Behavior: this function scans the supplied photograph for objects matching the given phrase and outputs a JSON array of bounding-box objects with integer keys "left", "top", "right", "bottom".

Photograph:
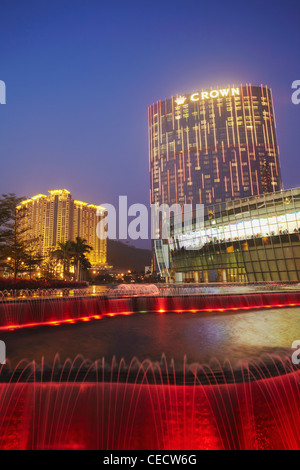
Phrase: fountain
[
  {"left": 0, "top": 283, "right": 299, "bottom": 449},
  {"left": 0, "top": 283, "right": 299, "bottom": 331},
  {"left": 112, "top": 284, "right": 160, "bottom": 297},
  {"left": 0, "top": 354, "right": 299, "bottom": 450}
]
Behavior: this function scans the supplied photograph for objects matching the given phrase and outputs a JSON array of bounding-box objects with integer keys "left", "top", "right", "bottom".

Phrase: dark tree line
[{"left": 0, "top": 193, "right": 41, "bottom": 279}]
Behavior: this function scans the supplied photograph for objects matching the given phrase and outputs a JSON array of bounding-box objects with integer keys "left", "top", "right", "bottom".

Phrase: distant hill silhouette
[{"left": 107, "top": 239, "right": 152, "bottom": 272}]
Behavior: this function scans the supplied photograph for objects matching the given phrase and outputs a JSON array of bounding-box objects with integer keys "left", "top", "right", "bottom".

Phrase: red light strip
[{"left": 0, "top": 302, "right": 299, "bottom": 332}]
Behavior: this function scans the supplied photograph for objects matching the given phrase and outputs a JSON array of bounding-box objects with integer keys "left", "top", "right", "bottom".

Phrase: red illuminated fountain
[
  {"left": 0, "top": 283, "right": 299, "bottom": 331},
  {"left": 0, "top": 283, "right": 300, "bottom": 449},
  {"left": 0, "top": 354, "right": 300, "bottom": 450}
]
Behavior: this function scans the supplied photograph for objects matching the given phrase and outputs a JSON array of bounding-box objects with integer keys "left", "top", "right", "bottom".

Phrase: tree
[
  {"left": 10, "top": 204, "right": 42, "bottom": 279},
  {"left": 53, "top": 240, "right": 74, "bottom": 280},
  {"left": 0, "top": 194, "right": 43, "bottom": 279},
  {"left": 78, "top": 255, "right": 92, "bottom": 280},
  {"left": 0, "top": 194, "right": 23, "bottom": 257},
  {"left": 42, "top": 256, "right": 59, "bottom": 280},
  {"left": 0, "top": 194, "right": 28, "bottom": 279},
  {"left": 23, "top": 237, "right": 44, "bottom": 280},
  {"left": 71, "top": 237, "right": 93, "bottom": 281}
]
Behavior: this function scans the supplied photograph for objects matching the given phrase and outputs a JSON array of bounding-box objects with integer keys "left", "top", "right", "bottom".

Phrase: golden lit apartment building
[{"left": 17, "top": 189, "right": 106, "bottom": 266}]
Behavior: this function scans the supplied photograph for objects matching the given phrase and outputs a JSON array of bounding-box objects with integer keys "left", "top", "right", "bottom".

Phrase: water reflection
[{"left": 2, "top": 307, "right": 300, "bottom": 369}]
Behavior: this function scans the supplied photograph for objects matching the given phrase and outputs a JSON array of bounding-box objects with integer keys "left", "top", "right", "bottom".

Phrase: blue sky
[{"left": 0, "top": 0, "right": 299, "bottom": 246}]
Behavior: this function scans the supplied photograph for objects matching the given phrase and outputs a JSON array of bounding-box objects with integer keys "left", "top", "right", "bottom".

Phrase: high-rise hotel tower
[
  {"left": 17, "top": 189, "right": 106, "bottom": 266},
  {"left": 149, "top": 84, "right": 282, "bottom": 206}
]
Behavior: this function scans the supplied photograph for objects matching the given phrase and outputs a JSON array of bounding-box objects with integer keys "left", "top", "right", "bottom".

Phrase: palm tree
[
  {"left": 71, "top": 237, "right": 93, "bottom": 281},
  {"left": 53, "top": 240, "right": 74, "bottom": 280}
]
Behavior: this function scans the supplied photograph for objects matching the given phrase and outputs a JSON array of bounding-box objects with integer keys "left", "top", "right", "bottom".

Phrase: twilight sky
[{"left": 0, "top": 0, "right": 299, "bottom": 247}]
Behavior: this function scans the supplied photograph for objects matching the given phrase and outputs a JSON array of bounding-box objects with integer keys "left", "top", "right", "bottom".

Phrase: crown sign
[{"left": 175, "top": 95, "right": 186, "bottom": 105}]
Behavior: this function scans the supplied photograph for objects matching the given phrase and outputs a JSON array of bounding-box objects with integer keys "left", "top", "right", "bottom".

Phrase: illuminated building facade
[
  {"left": 73, "top": 200, "right": 106, "bottom": 266},
  {"left": 159, "top": 188, "right": 300, "bottom": 282},
  {"left": 18, "top": 189, "right": 106, "bottom": 266},
  {"left": 149, "top": 84, "right": 282, "bottom": 207}
]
